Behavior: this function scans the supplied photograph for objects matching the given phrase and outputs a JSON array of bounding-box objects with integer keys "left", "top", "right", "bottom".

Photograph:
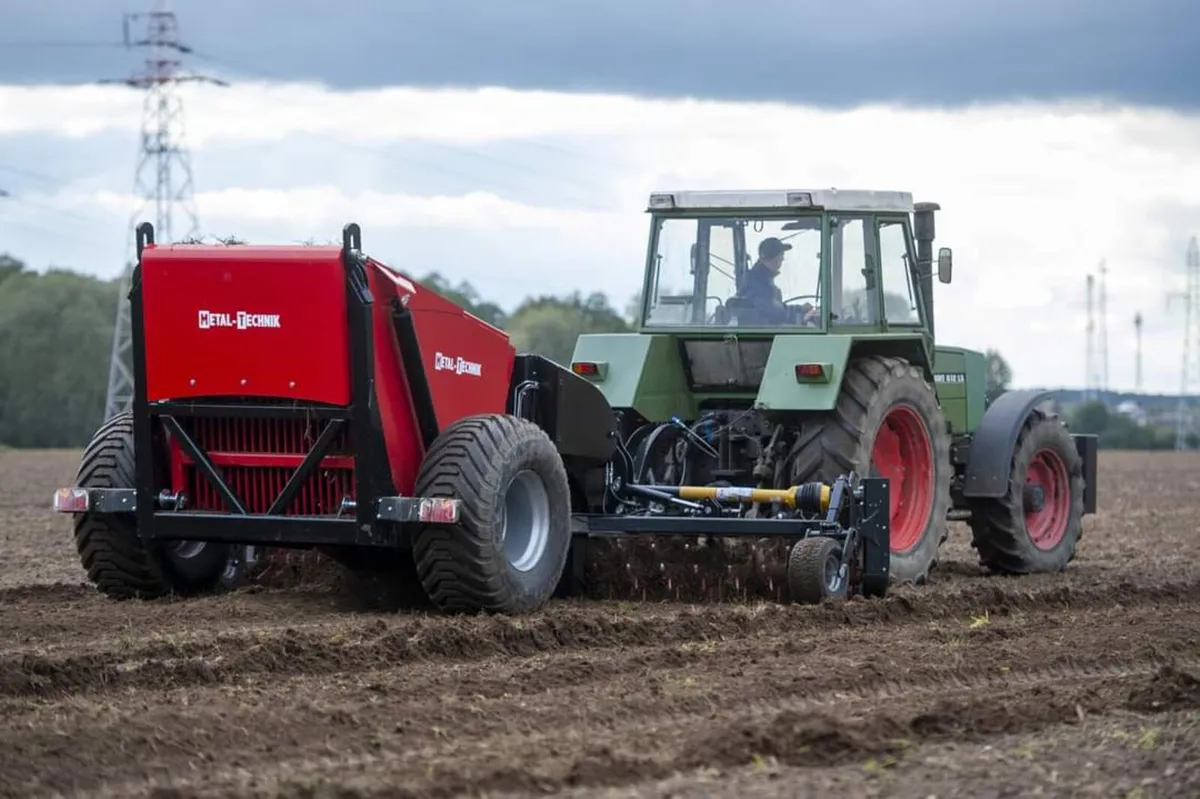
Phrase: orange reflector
[{"left": 795, "top": 363, "right": 825, "bottom": 378}]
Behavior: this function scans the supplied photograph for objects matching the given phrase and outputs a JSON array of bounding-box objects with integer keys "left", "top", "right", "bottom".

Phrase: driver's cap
[{"left": 759, "top": 237, "right": 792, "bottom": 258}]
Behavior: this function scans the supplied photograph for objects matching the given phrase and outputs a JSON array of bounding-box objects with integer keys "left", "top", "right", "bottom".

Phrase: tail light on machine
[
  {"left": 571, "top": 361, "right": 608, "bottom": 380},
  {"left": 794, "top": 363, "right": 831, "bottom": 383}
]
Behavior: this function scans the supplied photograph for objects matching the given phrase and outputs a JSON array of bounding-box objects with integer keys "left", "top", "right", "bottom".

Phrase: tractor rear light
[
  {"left": 418, "top": 497, "right": 460, "bottom": 524},
  {"left": 571, "top": 361, "right": 608, "bottom": 380},
  {"left": 52, "top": 487, "right": 90, "bottom": 513},
  {"left": 794, "top": 363, "right": 831, "bottom": 382}
]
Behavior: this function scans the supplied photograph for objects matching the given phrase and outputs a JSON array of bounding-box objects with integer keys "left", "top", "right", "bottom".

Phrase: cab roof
[{"left": 646, "top": 188, "right": 914, "bottom": 214}]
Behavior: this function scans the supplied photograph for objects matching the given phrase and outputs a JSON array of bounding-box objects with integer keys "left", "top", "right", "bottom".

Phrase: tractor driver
[{"left": 736, "top": 237, "right": 819, "bottom": 326}]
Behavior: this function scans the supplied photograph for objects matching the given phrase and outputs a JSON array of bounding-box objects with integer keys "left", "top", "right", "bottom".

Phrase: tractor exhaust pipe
[{"left": 913, "top": 201, "right": 939, "bottom": 338}]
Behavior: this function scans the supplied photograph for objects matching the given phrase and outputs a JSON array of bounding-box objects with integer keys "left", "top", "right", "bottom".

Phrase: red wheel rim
[
  {"left": 869, "top": 404, "right": 935, "bottom": 553},
  {"left": 1024, "top": 448, "right": 1071, "bottom": 549}
]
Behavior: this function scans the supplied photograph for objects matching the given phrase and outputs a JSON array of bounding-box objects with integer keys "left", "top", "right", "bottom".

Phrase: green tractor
[{"left": 570, "top": 188, "right": 1097, "bottom": 585}]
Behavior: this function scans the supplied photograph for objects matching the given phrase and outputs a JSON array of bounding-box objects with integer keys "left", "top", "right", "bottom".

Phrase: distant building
[{"left": 1116, "top": 400, "right": 1148, "bottom": 426}]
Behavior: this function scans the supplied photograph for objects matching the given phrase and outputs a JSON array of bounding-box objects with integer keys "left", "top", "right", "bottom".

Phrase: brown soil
[{"left": 2, "top": 447, "right": 1200, "bottom": 798}]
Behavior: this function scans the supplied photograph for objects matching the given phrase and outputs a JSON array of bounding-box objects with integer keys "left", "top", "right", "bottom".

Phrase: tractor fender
[{"left": 961, "top": 389, "right": 1055, "bottom": 498}]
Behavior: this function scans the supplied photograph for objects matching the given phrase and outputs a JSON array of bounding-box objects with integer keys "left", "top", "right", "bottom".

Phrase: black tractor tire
[
  {"left": 788, "top": 354, "right": 953, "bottom": 585},
  {"left": 412, "top": 413, "right": 573, "bottom": 615},
  {"left": 787, "top": 536, "right": 849, "bottom": 604},
  {"left": 72, "top": 411, "right": 244, "bottom": 600},
  {"left": 966, "top": 411, "right": 1085, "bottom": 574}
]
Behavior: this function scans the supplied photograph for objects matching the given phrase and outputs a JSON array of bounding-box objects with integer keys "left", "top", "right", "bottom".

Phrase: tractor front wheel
[
  {"left": 788, "top": 354, "right": 952, "bottom": 585},
  {"left": 966, "top": 412, "right": 1085, "bottom": 573},
  {"left": 72, "top": 412, "right": 245, "bottom": 600},
  {"left": 412, "top": 413, "right": 573, "bottom": 615}
]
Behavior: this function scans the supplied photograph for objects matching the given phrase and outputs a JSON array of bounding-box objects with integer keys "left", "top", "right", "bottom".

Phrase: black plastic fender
[
  {"left": 507, "top": 354, "right": 618, "bottom": 467},
  {"left": 961, "top": 389, "right": 1055, "bottom": 498}
]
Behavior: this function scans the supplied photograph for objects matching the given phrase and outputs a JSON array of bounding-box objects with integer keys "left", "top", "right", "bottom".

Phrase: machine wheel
[
  {"left": 72, "top": 412, "right": 243, "bottom": 600},
  {"left": 788, "top": 354, "right": 952, "bottom": 585},
  {"left": 412, "top": 413, "right": 572, "bottom": 614},
  {"left": 787, "top": 537, "right": 848, "bottom": 604},
  {"left": 966, "top": 412, "right": 1085, "bottom": 573}
]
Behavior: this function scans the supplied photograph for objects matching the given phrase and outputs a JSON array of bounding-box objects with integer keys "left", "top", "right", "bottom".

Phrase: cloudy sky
[{"left": 2, "top": 0, "right": 1198, "bottom": 394}]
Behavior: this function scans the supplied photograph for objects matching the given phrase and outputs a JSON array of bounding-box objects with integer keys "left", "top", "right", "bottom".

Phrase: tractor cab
[{"left": 638, "top": 189, "right": 953, "bottom": 337}]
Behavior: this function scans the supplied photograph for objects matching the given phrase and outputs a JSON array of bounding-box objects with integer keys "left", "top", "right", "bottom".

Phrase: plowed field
[{"left": 2, "top": 448, "right": 1199, "bottom": 798}]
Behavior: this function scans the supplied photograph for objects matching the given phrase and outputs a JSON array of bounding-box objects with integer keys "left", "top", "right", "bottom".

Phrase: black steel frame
[
  {"left": 571, "top": 474, "right": 891, "bottom": 597},
  {"left": 126, "top": 222, "right": 420, "bottom": 549}
]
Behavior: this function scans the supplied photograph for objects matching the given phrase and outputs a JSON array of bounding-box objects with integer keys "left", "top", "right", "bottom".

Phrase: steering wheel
[{"left": 779, "top": 294, "right": 821, "bottom": 327}]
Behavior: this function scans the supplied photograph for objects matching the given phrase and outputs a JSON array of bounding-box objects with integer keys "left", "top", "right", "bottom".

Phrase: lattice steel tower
[
  {"left": 1085, "top": 274, "right": 1098, "bottom": 401},
  {"left": 1098, "top": 260, "right": 1109, "bottom": 393},
  {"left": 1171, "top": 237, "right": 1200, "bottom": 450},
  {"left": 103, "top": 2, "right": 227, "bottom": 419},
  {"left": 1134, "top": 312, "right": 1144, "bottom": 392}
]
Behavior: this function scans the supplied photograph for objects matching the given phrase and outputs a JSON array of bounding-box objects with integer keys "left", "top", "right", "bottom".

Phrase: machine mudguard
[
  {"left": 570, "top": 333, "right": 696, "bottom": 422},
  {"left": 959, "top": 389, "right": 1101, "bottom": 508},
  {"left": 508, "top": 354, "right": 618, "bottom": 468},
  {"left": 751, "top": 334, "right": 854, "bottom": 412},
  {"left": 961, "top": 389, "right": 1052, "bottom": 498}
]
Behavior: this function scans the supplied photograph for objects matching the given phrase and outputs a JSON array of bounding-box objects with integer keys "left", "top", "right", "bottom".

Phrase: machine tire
[
  {"left": 787, "top": 536, "right": 848, "bottom": 604},
  {"left": 72, "top": 412, "right": 241, "bottom": 600},
  {"left": 788, "top": 354, "right": 952, "bottom": 585},
  {"left": 412, "top": 413, "right": 572, "bottom": 615},
  {"left": 966, "top": 411, "right": 1085, "bottom": 574}
]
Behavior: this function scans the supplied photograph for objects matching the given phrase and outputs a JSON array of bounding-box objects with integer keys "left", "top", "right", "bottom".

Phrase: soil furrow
[
  {"left": 4, "top": 575, "right": 1199, "bottom": 700},
  {"left": 6, "top": 602, "right": 1197, "bottom": 797},
  {"left": 3, "top": 449, "right": 1199, "bottom": 798},
  {"left": 79, "top": 659, "right": 1200, "bottom": 799}
]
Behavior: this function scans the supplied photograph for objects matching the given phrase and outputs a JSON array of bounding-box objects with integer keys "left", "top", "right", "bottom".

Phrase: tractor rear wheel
[
  {"left": 72, "top": 412, "right": 245, "bottom": 600},
  {"left": 788, "top": 354, "right": 952, "bottom": 585},
  {"left": 412, "top": 413, "right": 572, "bottom": 614},
  {"left": 966, "top": 411, "right": 1085, "bottom": 573}
]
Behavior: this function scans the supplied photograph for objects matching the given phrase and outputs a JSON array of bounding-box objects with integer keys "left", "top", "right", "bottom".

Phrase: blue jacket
[{"left": 738, "top": 261, "right": 787, "bottom": 324}]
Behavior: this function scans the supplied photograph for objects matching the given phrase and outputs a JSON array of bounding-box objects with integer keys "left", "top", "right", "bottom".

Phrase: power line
[
  {"left": 0, "top": 40, "right": 123, "bottom": 48},
  {"left": 103, "top": 2, "right": 226, "bottom": 420},
  {"left": 4, "top": 36, "right": 634, "bottom": 211},
  {"left": 183, "top": 49, "right": 634, "bottom": 204}
]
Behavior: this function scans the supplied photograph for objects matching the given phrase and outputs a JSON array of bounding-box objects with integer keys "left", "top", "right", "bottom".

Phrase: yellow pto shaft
[{"left": 670, "top": 483, "right": 832, "bottom": 512}]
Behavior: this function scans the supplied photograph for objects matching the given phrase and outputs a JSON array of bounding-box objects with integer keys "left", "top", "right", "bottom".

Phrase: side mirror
[{"left": 937, "top": 247, "right": 953, "bottom": 284}]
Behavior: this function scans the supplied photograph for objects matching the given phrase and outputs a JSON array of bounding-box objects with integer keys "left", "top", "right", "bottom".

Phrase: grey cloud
[
  {"left": 0, "top": 0, "right": 1196, "bottom": 109},
  {"left": 0, "top": 128, "right": 649, "bottom": 308}
]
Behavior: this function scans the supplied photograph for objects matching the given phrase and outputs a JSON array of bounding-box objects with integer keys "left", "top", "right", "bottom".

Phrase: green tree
[
  {"left": 417, "top": 271, "right": 507, "bottom": 329},
  {"left": 624, "top": 291, "right": 643, "bottom": 327},
  {"left": 506, "top": 292, "right": 631, "bottom": 366},
  {"left": 985, "top": 349, "right": 1012, "bottom": 403},
  {"left": 1066, "top": 400, "right": 1174, "bottom": 450},
  {"left": 1068, "top": 400, "right": 1110, "bottom": 435},
  {"left": 0, "top": 254, "right": 25, "bottom": 286},
  {"left": 0, "top": 261, "right": 120, "bottom": 447}
]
